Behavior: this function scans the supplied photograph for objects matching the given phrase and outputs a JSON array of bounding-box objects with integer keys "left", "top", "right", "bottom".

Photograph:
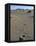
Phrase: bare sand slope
[{"left": 10, "top": 11, "right": 34, "bottom": 41}]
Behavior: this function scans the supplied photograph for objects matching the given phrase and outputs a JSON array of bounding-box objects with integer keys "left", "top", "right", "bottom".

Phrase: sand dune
[{"left": 10, "top": 10, "right": 34, "bottom": 41}]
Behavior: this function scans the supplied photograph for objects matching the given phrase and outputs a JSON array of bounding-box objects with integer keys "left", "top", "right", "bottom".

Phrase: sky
[{"left": 10, "top": 5, "right": 34, "bottom": 10}]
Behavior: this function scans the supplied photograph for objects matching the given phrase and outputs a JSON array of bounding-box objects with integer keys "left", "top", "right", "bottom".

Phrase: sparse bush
[{"left": 27, "top": 10, "right": 31, "bottom": 13}]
